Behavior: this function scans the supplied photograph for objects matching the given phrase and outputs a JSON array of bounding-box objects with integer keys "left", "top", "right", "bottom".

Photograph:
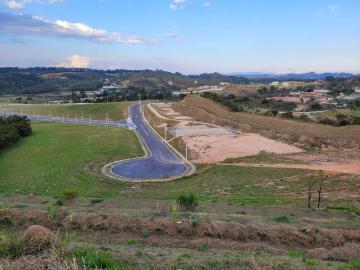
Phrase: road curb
[{"left": 102, "top": 103, "right": 196, "bottom": 182}]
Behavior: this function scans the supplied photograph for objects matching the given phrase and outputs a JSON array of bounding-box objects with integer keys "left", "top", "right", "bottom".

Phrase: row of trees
[{"left": 0, "top": 115, "right": 32, "bottom": 150}]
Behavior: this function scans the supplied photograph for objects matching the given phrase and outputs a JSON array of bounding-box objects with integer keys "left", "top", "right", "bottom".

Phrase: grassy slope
[
  {"left": 0, "top": 120, "right": 309, "bottom": 204},
  {"left": 1, "top": 121, "right": 357, "bottom": 206},
  {"left": 0, "top": 121, "right": 143, "bottom": 197},
  {"left": 0, "top": 102, "right": 133, "bottom": 121}
]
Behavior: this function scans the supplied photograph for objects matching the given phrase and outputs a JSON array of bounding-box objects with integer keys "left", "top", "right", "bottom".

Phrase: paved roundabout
[
  {"left": 103, "top": 104, "right": 194, "bottom": 181},
  {"left": 1, "top": 104, "right": 194, "bottom": 181}
]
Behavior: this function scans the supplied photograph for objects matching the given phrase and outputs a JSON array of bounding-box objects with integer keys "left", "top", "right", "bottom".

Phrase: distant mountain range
[{"left": 231, "top": 72, "right": 357, "bottom": 81}]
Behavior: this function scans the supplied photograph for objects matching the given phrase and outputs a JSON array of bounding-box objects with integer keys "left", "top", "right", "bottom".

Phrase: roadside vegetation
[{"left": 0, "top": 115, "right": 32, "bottom": 150}]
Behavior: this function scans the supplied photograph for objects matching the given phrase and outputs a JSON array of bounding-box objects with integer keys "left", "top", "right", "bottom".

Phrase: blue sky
[{"left": 0, "top": 0, "right": 359, "bottom": 74}]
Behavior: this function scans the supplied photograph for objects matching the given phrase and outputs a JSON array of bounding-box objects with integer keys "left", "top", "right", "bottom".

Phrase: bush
[
  {"left": 63, "top": 188, "right": 78, "bottom": 202},
  {"left": 176, "top": 193, "right": 199, "bottom": 211},
  {"left": 273, "top": 215, "right": 290, "bottom": 223},
  {"left": 90, "top": 198, "right": 103, "bottom": 205},
  {"left": 0, "top": 115, "right": 32, "bottom": 150},
  {"left": 46, "top": 203, "right": 58, "bottom": 219},
  {"left": 280, "top": 111, "right": 293, "bottom": 119},
  {"left": 126, "top": 239, "right": 138, "bottom": 245},
  {"left": 72, "top": 247, "right": 117, "bottom": 269},
  {"left": 0, "top": 232, "right": 24, "bottom": 259},
  {"left": 327, "top": 205, "right": 360, "bottom": 215},
  {"left": 142, "top": 229, "right": 150, "bottom": 238}
]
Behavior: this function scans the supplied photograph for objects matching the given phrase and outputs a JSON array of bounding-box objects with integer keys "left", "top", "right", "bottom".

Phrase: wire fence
[{"left": 0, "top": 109, "right": 136, "bottom": 130}]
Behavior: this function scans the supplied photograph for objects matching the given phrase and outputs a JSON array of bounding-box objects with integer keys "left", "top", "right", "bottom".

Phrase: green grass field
[
  {"left": 0, "top": 121, "right": 143, "bottom": 197},
  {"left": 0, "top": 102, "right": 133, "bottom": 121},
  {"left": 0, "top": 118, "right": 358, "bottom": 208},
  {"left": 0, "top": 120, "right": 309, "bottom": 204}
]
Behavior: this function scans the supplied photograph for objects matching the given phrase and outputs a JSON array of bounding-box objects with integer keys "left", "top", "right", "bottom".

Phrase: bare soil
[{"left": 186, "top": 134, "right": 303, "bottom": 163}]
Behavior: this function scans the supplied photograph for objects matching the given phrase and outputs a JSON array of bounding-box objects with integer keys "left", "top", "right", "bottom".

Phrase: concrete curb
[{"left": 102, "top": 104, "right": 196, "bottom": 182}]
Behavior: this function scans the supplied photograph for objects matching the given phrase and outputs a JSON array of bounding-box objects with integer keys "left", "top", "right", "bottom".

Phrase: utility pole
[
  {"left": 185, "top": 143, "right": 188, "bottom": 161},
  {"left": 90, "top": 114, "right": 92, "bottom": 125}
]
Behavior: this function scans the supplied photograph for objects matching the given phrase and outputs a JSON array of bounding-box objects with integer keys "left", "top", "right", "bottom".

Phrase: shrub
[
  {"left": 63, "top": 188, "right": 78, "bottom": 202},
  {"left": 345, "top": 260, "right": 360, "bottom": 269},
  {"left": 0, "top": 232, "right": 24, "bottom": 259},
  {"left": 273, "top": 215, "right": 290, "bottom": 223},
  {"left": 176, "top": 193, "right": 199, "bottom": 211},
  {"left": 46, "top": 203, "right": 58, "bottom": 219},
  {"left": 288, "top": 250, "right": 302, "bottom": 258},
  {"left": 126, "top": 239, "right": 138, "bottom": 245},
  {"left": 90, "top": 198, "right": 103, "bottom": 205},
  {"left": 327, "top": 205, "right": 360, "bottom": 215},
  {"left": 142, "top": 229, "right": 150, "bottom": 238},
  {"left": 189, "top": 215, "right": 201, "bottom": 227},
  {"left": 0, "top": 115, "right": 32, "bottom": 150},
  {"left": 72, "top": 247, "right": 117, "bottom": 269}
]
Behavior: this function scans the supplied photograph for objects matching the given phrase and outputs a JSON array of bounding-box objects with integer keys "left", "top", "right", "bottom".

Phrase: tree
[
  {"left": 317, "top": 172, "right": 326, "bottom": 209},
  {"left": 0, "top": 115, "right": 32, "bottom": 150}
]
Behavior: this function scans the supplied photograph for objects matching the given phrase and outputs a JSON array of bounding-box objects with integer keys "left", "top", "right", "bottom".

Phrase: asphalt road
[
  {"left": 111, "top": 104, "right": 188, "bottom": 180},
  {"left": 1, "top": 105, "right": 189, "bottom": 180}
]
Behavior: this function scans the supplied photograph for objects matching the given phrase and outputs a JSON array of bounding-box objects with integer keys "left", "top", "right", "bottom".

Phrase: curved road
[
  {"left": 1, "top": 104, "right": 191, "bottom": 181},
  {"left": 109, "top": 104, "right": 189, "bottom": 181}
]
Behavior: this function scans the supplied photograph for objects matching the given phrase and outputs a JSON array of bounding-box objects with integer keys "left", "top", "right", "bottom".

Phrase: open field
[
  {"left": 1, "top": 109, "right": 360, "bottom": 269},
  {"left": 0, "top": 102, "right": 133, "bottom": 121},
  {"left": 172, "top": 95, "right": 360, "bottom": 149},
  {"left": 0, "top": 121, "right": 143, "bottom": 197},
  {"left": 1, "top": 122, "right": 360, "bottom": 208}
]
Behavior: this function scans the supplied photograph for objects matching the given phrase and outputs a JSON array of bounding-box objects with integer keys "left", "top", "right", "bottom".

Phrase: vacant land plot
[
  {"left": 0, "top": 102, "right": 133, "bottom": 121},
  {"left": 0, "top": 118, "right": 359, "bottom": 231},
  {"left": 173, "top": 95, "right": 360, "bottom": 148}
]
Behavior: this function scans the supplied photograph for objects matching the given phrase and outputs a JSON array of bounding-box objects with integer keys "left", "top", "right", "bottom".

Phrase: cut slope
[{"left": 173, "top": 95, "right": 360, "bottom": 149}]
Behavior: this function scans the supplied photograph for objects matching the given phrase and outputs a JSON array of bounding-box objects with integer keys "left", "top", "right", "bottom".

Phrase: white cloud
[
  {"left": 5, "top": 0, "right": 24, "bottom": 8},
  {"left": 0, "top": 12, "right": 159, "bottom": 44},
  {"left": 3, "top": 0, "right": 63, "bottom": 9},
  {"left": 328, "top": 4, "right": 338, "bottom": 12},
  {"left": 58, "top": 54, "right": 91, "bottom": 68},
  {"left": 169, "top": 0, "right": 188, "bottom": 10}
]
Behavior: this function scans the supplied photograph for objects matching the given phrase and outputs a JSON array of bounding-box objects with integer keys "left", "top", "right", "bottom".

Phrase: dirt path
[{"left": 223, "top": 161, "right": 360, "bottom": 175}]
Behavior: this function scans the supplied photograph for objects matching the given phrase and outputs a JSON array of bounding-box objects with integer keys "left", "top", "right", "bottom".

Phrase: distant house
[
  {"left": 313, "top": 89, "right": 330, "bottom": 95},
  {"left": 48, "top": 100, "right": 63, "bottom": 104},
  {"left": 219, "top": 82, "right": 230, "bottom": 86},
  {"left": 355, "top": 87, "right": 360, "bottom": 94},
  {"left": 270, "top": 81, "right": 280, "bottom": 86}
]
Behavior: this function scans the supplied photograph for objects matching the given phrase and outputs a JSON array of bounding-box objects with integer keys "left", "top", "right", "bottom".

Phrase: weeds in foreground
[
  {"left": 176, "top": 192, "right": 199, "bottom": 211},
  {"left": 0, "top": 232, "right": 24, "bottom": 259},
  {"left": 46, "top": 203, "right": 58, "bottom": 219},
  {"left": 273, "top": 215, "right": 290, "bottom": 223}
]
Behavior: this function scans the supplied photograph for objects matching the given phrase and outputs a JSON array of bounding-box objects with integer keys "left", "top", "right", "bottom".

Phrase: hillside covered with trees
[{"left": 0, "top": 68, "right": 249, "bottom": 94}]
